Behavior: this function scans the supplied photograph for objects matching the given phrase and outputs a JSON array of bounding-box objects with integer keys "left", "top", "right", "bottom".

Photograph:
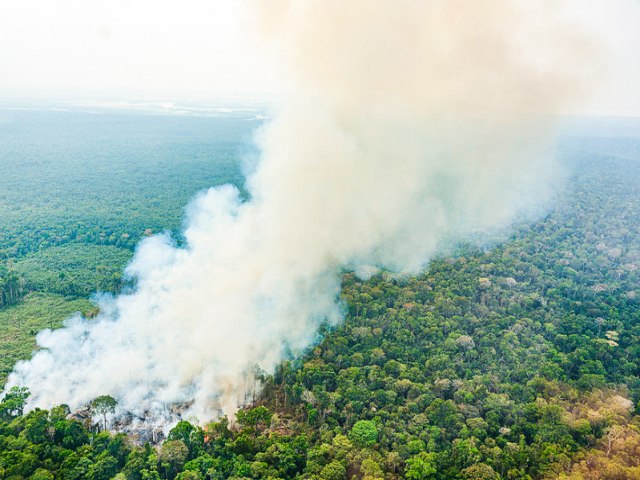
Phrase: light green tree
[
  {"left": 91, "top": 395, "right": 118, "bottom": 431},
  {"left": 405, "top": 452, "right": 437, "bottom": 480},
  {"left": 350, "top": 420, "right": 378, "bottom": 448}
]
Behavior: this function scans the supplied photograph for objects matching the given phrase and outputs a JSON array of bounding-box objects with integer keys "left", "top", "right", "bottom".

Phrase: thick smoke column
[{"left": 8, "top": 1, "right": 590, "bottom": 423}]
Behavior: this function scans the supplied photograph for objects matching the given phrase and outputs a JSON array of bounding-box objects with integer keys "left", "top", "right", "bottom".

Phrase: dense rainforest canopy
[{"left": 0, "top": 112, "right": 639, "bottom": 479}]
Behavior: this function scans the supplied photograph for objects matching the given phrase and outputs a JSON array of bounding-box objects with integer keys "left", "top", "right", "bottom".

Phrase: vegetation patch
[
  {"left": 0, "top": 293, "right": 95, "bottom": 387},
  {"left": 13, "top": 244, "right": 133, "bottom": 297}
]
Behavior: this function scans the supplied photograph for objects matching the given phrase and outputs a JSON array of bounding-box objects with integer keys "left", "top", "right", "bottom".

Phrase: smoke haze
[{"left": 7, "top": 0, "right": 593, "bottom": 424}]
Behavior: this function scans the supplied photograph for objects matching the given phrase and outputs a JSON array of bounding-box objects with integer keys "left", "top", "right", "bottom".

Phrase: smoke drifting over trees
[{"left": 7, "top": 1, "right": 593, "bottom": 424}]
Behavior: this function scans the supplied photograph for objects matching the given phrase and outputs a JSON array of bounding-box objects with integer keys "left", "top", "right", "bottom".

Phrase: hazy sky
[{"left": 0, "top": 0, "right": 638, "bottom": 115}]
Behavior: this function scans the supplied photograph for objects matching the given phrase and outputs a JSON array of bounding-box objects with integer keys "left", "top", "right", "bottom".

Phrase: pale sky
[{"left": 0, "top": 0, "right": 638, "bottom": 115}]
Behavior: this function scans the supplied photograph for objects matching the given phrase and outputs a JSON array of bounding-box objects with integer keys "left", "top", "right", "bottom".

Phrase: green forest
[{"left": 1, "top": 113, "right": 640, "bottom": 479}]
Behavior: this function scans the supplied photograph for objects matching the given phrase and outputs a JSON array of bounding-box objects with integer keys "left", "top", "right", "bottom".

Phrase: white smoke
[{"left": 7, "top": 0, "right": 592, "bottom": 423}]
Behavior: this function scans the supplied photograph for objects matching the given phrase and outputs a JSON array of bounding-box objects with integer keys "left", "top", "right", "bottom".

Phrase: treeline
[
  {"left": 12, "top": 244, "right": 132, "bottom": 299},
  {"left": 0, "top": 266, "right": 25, "bottom": 308},
  {"left": 0, "top": 388, "right": 638, "bottom": 479},
  {"left": 0, "top": 224, "right": 143, "bottom": 261},
  {"left": 0, "top": 243, "right": 130, "bottom": 305}
]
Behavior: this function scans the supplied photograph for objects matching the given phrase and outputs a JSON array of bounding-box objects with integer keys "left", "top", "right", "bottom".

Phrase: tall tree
[{"left": 91, "top": 395, "right": 118, "bottom": 431}]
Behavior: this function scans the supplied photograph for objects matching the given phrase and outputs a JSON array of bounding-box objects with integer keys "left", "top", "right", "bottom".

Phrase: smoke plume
[{"left": 7, "top": 0, "right": 591, "bottom": 424}]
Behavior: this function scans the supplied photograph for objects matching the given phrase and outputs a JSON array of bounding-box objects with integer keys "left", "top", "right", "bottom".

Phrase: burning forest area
[{"left": 1, "top": 0, "right": 639, "bottom": 479}]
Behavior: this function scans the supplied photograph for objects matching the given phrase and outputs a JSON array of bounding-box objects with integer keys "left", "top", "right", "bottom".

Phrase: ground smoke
[{"left": 7, "top": 0, "right": 592, "bottom": 425}]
